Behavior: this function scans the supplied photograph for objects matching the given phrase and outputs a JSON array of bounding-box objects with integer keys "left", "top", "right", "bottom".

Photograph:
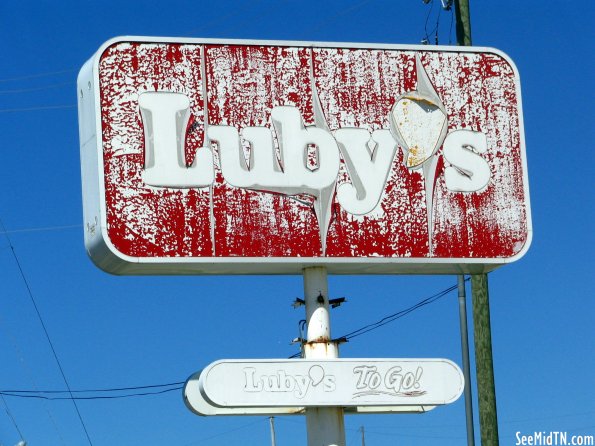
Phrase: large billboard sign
[{"left": 78, "top": 37, "right": 531, "bottom": 275}]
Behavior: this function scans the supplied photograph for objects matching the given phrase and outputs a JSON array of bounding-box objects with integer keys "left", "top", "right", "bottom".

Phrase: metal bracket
[
  {"left": 329, "top": 297, "right": 346, "bottom": 308},
  {"left": 295, "top": 296, "right": 345, "bottom": 309}
]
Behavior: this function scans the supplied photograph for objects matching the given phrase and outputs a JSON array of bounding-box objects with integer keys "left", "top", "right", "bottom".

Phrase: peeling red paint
[{"left": 97, "top": 41, "right": 529, "bottom": 262}]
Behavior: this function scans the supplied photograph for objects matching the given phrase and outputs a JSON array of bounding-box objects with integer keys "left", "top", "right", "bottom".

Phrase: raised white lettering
[
  {"left": 335, "top": 129, "right": 398, "bottom": 215},
  {"left": 240, "top": 367, "right": 335, "bottom": 399},
  {"left": 138, "top": 92, "right": 494, "bottom": 234},
  {"left": 294, "top": 375, "right": 311, "bottom": 399},
  {"left": 443, "top": 130, "right": 491, "bottom": 192},
  {"left": 138, "top": 92, "right": 213, "bottom": 188},
  {"left": 243, "top": 368, "right": 262, "bottom": 392},
  {"left": 208, "top": 106, "right": 340, "bottom": 196}
]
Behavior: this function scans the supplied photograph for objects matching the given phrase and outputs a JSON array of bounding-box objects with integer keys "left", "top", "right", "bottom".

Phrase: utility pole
[
  {"left": 454, "top": 1, "right": 500, "bottom": 444},
  {"left": 360, "top": 426, "right": 365, "bottom": 446},
  {"left": 471, "top": 275, "right": 499, "bottom": 445},
  {"left": 454, "top": 0, "right": 472, "bottom": 45}
]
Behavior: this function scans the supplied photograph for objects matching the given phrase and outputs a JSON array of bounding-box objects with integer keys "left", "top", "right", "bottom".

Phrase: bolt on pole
[{"left": 302, "top": 266, "right": 345, "bottom": 446}]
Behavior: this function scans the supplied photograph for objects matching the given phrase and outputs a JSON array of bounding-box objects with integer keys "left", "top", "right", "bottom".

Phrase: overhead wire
[
  {"left": 0, "top": 383, "right": 185, "bottom": 402},
  {"left": 287, "top": 281, "right": 462, "bottom": 359},
  {"left": 423, "top": 0, "right": 435, "bottom": 43},
  {"left": 434, "top": 6, "right": 442, "bottom": 44},
  {"left": 2, "top": 381, "right": 185, "bottom": 395},
  {"left": 2, "top": 280, "right": 461, "bottom": 399},
  {"left": 0, "top": 386, "right": 183, "bottom": 401},
  {"left": 448, "top": 3, "right": 455, "bottom": 44},
  {"left": 0, "top": 218, "right": 94, "bottom": 446},
  {"left": 0, "top": 81, "right": 74, "bottom": 95},
  {"left": 0, "top": 70, "right": 76, "bottom": 113},
  {"left": 0, "top": 104, "right": 77, "bottom": 113},
  {"left": 0, "top": 68, "right": 77, "bottom": 83},
  {"left": 422, "top": 0, "right": 454, "bottom": 45},
  {"left": 0, "top": 393, "right": 25, "bottom": 444},
  {"left": 340, "top": 282, "right": 461, "bottom": 341},
  {"left": 0, "top": 313, "right": 67, "bottom": 444},
  {"left": 0, "top": 224, "right": 81, "bottom": 235},
  {"left": 0, "top": 0, "right": 372, "bottom": 117}
]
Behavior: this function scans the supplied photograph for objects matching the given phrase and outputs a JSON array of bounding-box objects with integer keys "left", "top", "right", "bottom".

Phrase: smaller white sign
[
  {"left": 191, "top": 359, "right": 463, "bottom": 409},
  {"left": 184, "top": 372, "right": 436, "bottom": 416}
]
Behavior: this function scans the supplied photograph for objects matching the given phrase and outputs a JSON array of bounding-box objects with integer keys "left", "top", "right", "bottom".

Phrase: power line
[
  {"left": 422, "top": 0, "right": 454, "bottom": 45},
  {"left": 423, "top": 0, "right": 436, "bottom": 44},
  {"left": 3, "top": 282, "right": 460, "bottom": 399},
  {"left": 1, "top": 393, "right": 25, "bottom": 443},
  {"left": 287, "top": 281, "right": 461, "bottom": 359},
  {"left": 0, "top": 104, "right": 76, "bottom": 113},
  {"left": 0, "top": 313, "right": 67, "bottom": 444},
  {"left": 0, "top": 224, "right": 82, "bottom": 235},
  {"left": 0, "top": 382, "right": 185, "bottom": 402},
  {"left": 2, "top": 381, "right": 185, "bottom": 395},
  {"left": 0, "top": 81, "right": 74, "bottom": 95},
  {"left": 0, "top": 386, "right": 182, "bottom": 401},
  {"left": 0, "top": 68, "right": 77, "bottom": 83},
  {"left": 339, "top": 282, "right": 461, "bottom": 340},
  {"left": 0, "top": 218, "right": 94, "bottom": 446},
  {"left": 448, "top": 2, "right": 455, "bottom": 44},
  {"left": 1, "top": 0, "right": 370, "bottom": 112}
]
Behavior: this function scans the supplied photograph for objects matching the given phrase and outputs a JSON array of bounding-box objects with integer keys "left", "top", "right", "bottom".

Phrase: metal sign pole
[
  {"left": 302, "top": 266, "right": 345, "bottom": 446},
  {"left": 269, "top": 417, "right": 277, "bottom": 446},
  {"left": 458, "top": 275, "right": 475, "bottom": 446}
]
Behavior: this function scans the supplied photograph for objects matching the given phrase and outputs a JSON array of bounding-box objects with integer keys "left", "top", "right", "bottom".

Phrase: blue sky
[{"left": 1, "top": 1, "right": 593, "bottom": 445}]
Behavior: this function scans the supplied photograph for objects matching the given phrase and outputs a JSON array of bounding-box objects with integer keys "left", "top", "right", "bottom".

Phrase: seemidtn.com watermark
[{"left": 516, "top": 431, "right": 594, "bottom": 445}]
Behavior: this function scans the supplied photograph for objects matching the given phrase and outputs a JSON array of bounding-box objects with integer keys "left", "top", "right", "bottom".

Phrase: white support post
[{"left": 302, "top": 266, "right": 345, "bottom": 446}]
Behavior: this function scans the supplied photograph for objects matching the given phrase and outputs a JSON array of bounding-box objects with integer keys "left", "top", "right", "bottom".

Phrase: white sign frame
[
  {"left": 184, "top": 372, "right": 436, "bottom": 416},
  {"left": 78, "top": 36, "right": 532, "bottom": 275},
  {"left": 187, "top": 358, "right": 463, "bottom": 410}
]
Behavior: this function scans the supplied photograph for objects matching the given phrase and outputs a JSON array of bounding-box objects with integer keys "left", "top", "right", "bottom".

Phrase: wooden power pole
[
  {"left": 454, "top": 1, "right": 500, "bottom": 444},
  {"left": 471, "top": 275, "right": 499, "bottom": 445},
  {"left": 455, "top": 0, "right": 472, "bottom": 46}
]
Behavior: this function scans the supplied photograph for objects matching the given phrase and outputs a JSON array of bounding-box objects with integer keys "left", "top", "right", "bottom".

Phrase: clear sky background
[{"left": 0, "top": 1, "right": 593, "bottom": 445}]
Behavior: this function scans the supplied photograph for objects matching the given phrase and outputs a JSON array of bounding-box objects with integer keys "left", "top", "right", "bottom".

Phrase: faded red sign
[{"left": 78, "top": 37, "right": 531, "bottom": 274}]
